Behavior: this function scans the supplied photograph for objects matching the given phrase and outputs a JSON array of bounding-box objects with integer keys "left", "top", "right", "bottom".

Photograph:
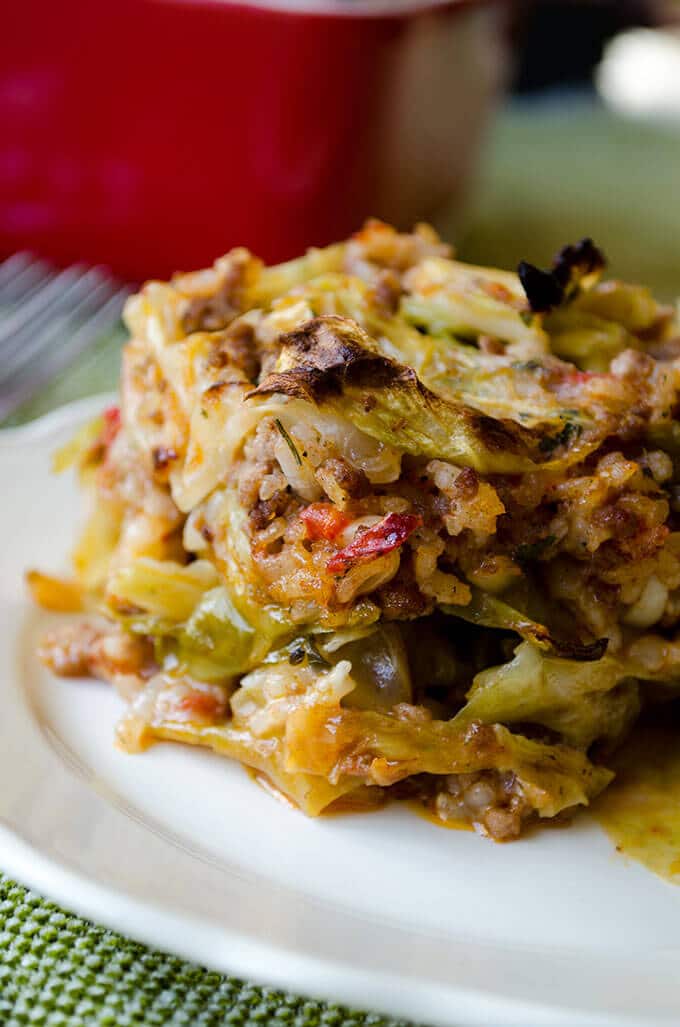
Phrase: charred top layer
[{"left": 248, "top": 315, "right": 583, "bottom": 464}]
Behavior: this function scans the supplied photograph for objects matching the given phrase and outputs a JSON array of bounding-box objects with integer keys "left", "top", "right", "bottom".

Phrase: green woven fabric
[
  {"left": 3, "top": 98, "right": 680, "bottom": 1026},
  {"left": 0, "top": 877, "right": 411, "bottom": 1027}
]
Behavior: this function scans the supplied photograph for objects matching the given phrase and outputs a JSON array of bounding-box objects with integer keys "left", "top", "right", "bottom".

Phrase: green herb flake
[
  {"left": 305, "top": 637, "right": 331, "bottom": 665},
  {"left": 272, "top": 636, "right": 332, "bottom": 668},
  {"left": 512, "top": 358, "right": 543, "bottom": 373},
  {"left": 275, "top": 418, "right": 302, "bottom": 466},
  {"left": 539, "top": 421, "right": 582, "bottom": 454}
]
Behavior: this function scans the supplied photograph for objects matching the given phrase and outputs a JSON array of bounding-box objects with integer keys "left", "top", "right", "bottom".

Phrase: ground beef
[
  {"left": 450, "top": 466, "right": 480, "bottom": 500},
  {"left": 238, "top": 420, "right": 279, "bottom": 511},
  {"left": 39, "top": 622, "right": 104, "bottom": 677},
  {"left": 315, "top": 457, "right": 370, "bottom": 505},
  {"left": 40, "top": 622, "right": 154, "bottom": 685},
  {"left": 344, "top": 219, "right": 451, "bottom": 278},
  {"left": 249, "top": 491, "right": 290, "bottom": 531},
  {"left": 432, "top": 770, "right": 532, "bottom": 841},
  {"left": 207, "top": 321, "right": 260, "bottom": 383},
  {"left": 174, "top": 249, "right": 253, "bottom": 334},
  {"left": 376, "top": 562, "right": 431, "bottom": 620},
  {"left": 372, "top": 269, "right": 402, "bottom": 316}
]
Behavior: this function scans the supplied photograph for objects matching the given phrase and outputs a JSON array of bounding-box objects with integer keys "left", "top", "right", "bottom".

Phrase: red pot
[{"left": 1, "top": 0, "right": 510, "bottom": 279}]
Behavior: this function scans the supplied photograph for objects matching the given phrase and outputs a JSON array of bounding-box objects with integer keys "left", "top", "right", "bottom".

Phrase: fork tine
[
  {"left": 0, "top": 273, "right": 118, "bottom": 385},
  {"left": 0, "top": 284, "right": 131, "bottom": 422},
  {"left": 0, "top": 258, "right": 54, "bottom": 305},
  {"left": 0, "top": 252, "right": 33, "bottom": 290},
  {"left": 0, "top": 266, "right": 112, "bottom": 368},
  {"left": 0, "top": 264, "right": 93, "bottom": 348},
  {"left": 29, "top": 285, "right": 130, "bottom": 377}
]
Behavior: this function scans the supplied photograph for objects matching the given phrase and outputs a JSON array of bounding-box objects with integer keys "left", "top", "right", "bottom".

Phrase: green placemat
[
  {"left": 4, "top": 96, "right": 680, "bottom": 1026},
  {"left": 0, "top": 877, "right": 408, "bottom": 1027},
  {"left": 448, "top": 96, "right": 680, "bottom": 301}
]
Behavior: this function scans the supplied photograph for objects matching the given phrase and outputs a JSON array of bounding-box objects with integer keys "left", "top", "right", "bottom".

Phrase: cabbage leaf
[
  {"left": 441, "top": 589, "right": 608, "bottom": 662},
  {"left": 285, "top": 704, "right": 612, "bottom": 818},
  {"left": 249, "top": 315, "right": 607, "bottom": 473},
  {"left": 453, "top": 641, "right": 639, "bottom": 749},
  {"left": 107, "top": 556, "right": 293, "bottom": 682}
]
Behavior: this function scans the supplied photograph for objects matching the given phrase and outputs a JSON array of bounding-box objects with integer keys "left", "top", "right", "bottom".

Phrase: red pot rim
[{"left": 155, "top": 0, "right": 505, "bottom": 20}]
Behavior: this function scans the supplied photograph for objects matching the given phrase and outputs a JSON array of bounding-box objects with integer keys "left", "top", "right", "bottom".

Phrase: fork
[{"left": 0, "top": 253, "right": 131, "bottom": 422}]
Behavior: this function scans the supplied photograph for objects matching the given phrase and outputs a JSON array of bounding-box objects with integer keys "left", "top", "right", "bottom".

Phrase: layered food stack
[{"left": 32, "top": 221, "right": 680, "bottom": 840}]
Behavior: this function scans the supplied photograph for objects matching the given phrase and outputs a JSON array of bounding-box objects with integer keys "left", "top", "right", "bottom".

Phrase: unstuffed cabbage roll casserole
[{"left": 30, "top": 220, "right": 680, "bottom": 841}]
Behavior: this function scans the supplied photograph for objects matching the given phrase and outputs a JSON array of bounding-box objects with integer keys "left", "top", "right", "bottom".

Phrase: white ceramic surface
[{"left": 1, "top": 397, "right": 680, "bottom": 1027}]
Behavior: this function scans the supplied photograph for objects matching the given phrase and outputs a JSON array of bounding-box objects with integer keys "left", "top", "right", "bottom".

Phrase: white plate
[{"left": 2, "top": 397, "right": 680, "bottom": 1027}]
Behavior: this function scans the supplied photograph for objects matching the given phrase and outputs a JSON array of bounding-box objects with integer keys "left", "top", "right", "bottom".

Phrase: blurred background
[
  {"left": 3, "top": 0, "right": 680, "bottom": 419},
  {"left": 460, "top": 0, "right": 680, "bottom": 299}
]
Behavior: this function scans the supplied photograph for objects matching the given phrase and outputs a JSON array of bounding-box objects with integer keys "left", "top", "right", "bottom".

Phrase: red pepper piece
[
  {"left": 176, "top": 691, "right": 226, "bottom": 720},
  {"left": 300, "top": 503, "right": 350, "bottom": 541},
  {"left": 327, "top": 512, "right": 421, "bottom": 574},
  {"left": 101, "top": 405, "right": 121, "bottom": 448}
]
